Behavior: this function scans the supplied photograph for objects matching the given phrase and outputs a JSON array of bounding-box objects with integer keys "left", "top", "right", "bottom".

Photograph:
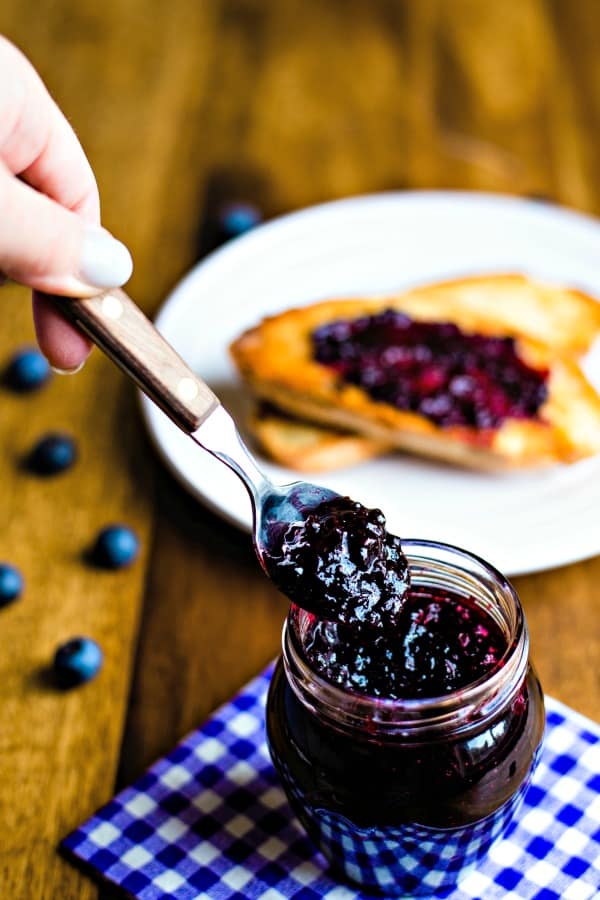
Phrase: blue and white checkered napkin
[{"left": 63, "top": 664, "right": 600, "bottom": 900}]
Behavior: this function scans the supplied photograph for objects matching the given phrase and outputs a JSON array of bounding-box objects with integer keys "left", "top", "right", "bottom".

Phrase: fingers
[
  {"left": 0, "top": 37, "right": 130, "bottom": 369},
  {"left": 0, "top": 162, "right": 132, "bottom": 295},
  {"left": 21, "top": 106, "right": 101, "bottom": 223},
  {"left": 32, "top": 292, "right": 91, "bottom": 371},
  {"left": 0, "top": 36, "right": 100, "bottom": 219}
]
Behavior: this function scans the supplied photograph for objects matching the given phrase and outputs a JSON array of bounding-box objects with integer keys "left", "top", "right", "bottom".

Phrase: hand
[{"left": 0, "top": 36, "right": 132, "bottom": 371}]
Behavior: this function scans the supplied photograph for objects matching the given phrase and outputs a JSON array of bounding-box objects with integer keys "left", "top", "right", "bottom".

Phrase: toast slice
[
  {"left": 249, "top": 402, "right": 389, "bottom": 471},
  {"left": 232, "top": 275, "right": 600, "bottom": 470}
]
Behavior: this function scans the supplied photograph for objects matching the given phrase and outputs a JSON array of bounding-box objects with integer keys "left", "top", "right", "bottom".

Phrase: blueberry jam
[
  {"left": 265, "top": 534, "right": 545, "bottom": 895},
  {"left": 267, "top": 651, "right": 543, "bottom": 894},
  {"left": 263, "top": 496, "right": 505, "bottom": 699},
  {"left": 263, "top": 496, "right": 409, "bottom": 631},
  {"left": 302, "top": 584, "right": 506, "bottom": 699},
  {"left": 312, "top": 310, "right": 549, "bottom": 428}
]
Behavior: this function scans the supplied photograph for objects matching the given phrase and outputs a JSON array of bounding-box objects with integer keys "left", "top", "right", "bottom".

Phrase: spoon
[{"left": 52, "top": 288, "right": 337, "bottom": 567}]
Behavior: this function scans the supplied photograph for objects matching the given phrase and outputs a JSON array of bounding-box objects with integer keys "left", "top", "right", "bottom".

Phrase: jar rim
[{"left": 283, "top": 539, "right": 529, "bottom": 739}]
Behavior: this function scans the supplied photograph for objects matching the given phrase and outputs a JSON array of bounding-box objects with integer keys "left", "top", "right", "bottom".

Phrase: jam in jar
[{"left": 266, "top": 540, "right": 545, "bottom": 895}]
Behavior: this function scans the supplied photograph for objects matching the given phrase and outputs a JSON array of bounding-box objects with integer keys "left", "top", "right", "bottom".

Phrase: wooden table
[{"left": 1, "top": 2, "right": 599, "bottom": 897}]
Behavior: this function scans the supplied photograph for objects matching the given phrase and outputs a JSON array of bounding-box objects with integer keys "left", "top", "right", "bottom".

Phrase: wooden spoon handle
[{"left": 52, "top": 288, "right": 219, "bottom": 433}]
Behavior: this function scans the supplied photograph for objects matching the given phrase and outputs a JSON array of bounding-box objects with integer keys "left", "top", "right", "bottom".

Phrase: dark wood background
[{"left": 1, "top": 2, "right": 599, "bottom": 897}]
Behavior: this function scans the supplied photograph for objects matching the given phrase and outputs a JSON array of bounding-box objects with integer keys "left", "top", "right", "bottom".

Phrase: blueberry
[
  {"left": 0, "top": 563, "right": 23, "bottom": 607},
  {"left": 27, "top": 433, "right": 77, "bottom": 476},
  {"left": 92, "top": 525, "right": 139, "bottom": 569},
  {"left": 218, "top": 202, "right": 262, "bottom": 239},
  {"left": 4, "top": 348, "right": 51, "bottom": 392},
  {"left": 53, "top": 637, "right": 103, "bottom": 687}
]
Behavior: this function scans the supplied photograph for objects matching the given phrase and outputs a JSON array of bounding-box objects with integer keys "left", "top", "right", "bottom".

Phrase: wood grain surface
[{"left": 0, "top": 2, "right": 599, "bottom": 898}]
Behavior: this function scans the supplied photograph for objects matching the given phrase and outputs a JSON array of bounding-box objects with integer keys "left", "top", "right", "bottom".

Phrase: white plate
[{"left": 140, "top": 191, "right": 600, "bottom": 577}]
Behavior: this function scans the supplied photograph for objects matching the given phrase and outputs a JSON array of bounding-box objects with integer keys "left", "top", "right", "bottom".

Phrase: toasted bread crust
[
  {"left": 374, "top": 274, "right": 600, "bottom": 355},
  {"left": 249, "top": 404, "right": 388, "bottom": 471},
  {"left": 231, "top": 276, "right": 600, "bottom": 470}
]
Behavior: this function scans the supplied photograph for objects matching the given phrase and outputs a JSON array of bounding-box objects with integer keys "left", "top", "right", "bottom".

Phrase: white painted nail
[
  {"left": 79, "top": 225, "right": 133, "bottom": 289},
  {"left": 51, "top": 360, "right": 86, "bottom": 376}
]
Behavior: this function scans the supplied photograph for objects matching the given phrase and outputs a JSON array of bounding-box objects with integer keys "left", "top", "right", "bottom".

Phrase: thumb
[{"left": 0, "top": 162, "right": 132, "bottom": 296}]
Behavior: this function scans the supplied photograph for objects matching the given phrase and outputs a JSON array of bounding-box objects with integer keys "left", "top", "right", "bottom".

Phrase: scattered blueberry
[
  {"left": 53, "top": 637, "right": 103, "bottom": 688},
  {"left": 4, "top": 348, "right": 51, "bottom": 392},
  {"left": 26, "top": 433, "right": 77, "bottom": 476},
  {"left": 0, "top": 563, "right": 23, "bottom": 607},
  {"left": 92, "top": 525, "right": 140, "bottom": 569},
  {"left": 218, "top": 202, "right": 262, "bottom": 239}
]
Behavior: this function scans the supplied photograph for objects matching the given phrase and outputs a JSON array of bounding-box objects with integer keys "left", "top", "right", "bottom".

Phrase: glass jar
[{"left": 266, "top": 540, "right": 545, "bottom": 896}]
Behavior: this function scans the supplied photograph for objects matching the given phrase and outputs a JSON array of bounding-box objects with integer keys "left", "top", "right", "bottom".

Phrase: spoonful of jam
[{"left": 262, "top": 495, "right": 409, "bottom": 630}]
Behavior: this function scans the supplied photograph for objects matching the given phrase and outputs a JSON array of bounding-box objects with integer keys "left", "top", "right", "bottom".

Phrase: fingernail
[
  {"left": 51, "top": 361, "right": 85, "bottom": 376},
  {"left": 79, "top": 225, "right": 133, "bottom": 289}
]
